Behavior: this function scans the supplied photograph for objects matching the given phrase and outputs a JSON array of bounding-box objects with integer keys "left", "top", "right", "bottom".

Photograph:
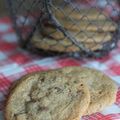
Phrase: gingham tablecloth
[{"left": 0, "top": 17, "right": 120, "bottom": 120}]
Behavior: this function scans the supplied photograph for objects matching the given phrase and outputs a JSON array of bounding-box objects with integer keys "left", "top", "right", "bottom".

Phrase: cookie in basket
[
  {"left": 54, "top": 7, "right": 107, "bottom": 21},
  {"left": 40, "top": 24, "right": 113, "bottom": 43},
  {"left": 48, "top": 7, "right": 117, "bottom": 32},
  {"left": 59, "top": 67, "right": 117, "bottom": 115},
  {"left": 32, "top": 6, "right": 117, "bottom": 53},
  {"left": 55, "top": 20, "right": 117, "bottom": 32},
  {"left": 31, "top": 32, "right": 109, "bottom": 52},
  {"left": 5, "top": 69, "right": 90, "bottom": 120}
]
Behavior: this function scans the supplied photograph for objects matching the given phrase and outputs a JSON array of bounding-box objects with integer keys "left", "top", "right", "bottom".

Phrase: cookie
[
  {"left": 51, "top": 4, "right": 116, "bottom": 32},
  {"left": 5, "top": 70, "right": 90, "bottom": 120},
  {"left": 57, "top": 20, "right": 117, "bottom": 32},
  {"left": 41, "top": 25, "right": 112, "bottom": 43},
  {"left": 59, "top": 67, "right": 117, "bottom": 115},
  {"left": 53, "top": 7, "right": 107, "bottom": 20},
  {"left": 31, "top": 33, "right": 107, "bottom": 52},
  {"left": 63, "top": 42, "right": 103, "bottom": 52}
]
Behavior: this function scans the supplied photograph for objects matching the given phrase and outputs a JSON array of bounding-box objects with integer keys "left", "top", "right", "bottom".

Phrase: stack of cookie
[
  {"left": 5, "top": 67, "right": 117, "bottom": 120},
  {"left": 31, "top": 7, "right": 117, "bottom": 53}
]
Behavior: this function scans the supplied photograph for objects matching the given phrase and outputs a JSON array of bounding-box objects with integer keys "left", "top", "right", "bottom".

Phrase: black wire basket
[{"left": 6, "top": 0, "right": 120, "bottom": 58}]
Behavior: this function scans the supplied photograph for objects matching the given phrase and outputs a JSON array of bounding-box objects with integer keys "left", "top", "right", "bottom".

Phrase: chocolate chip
[
  {"left": 74, "top": 80, "right": 78, "bottom": 83},
  {"left": 65, "top": 82, "right": 69, "bottom": 85},
  {"left": 80, "top": 84, "right": 83, "bottom": 86},
  {"left": 90, "top": 101, "right": 92, "bottom": 104},
  {"left": 39, "top": 106, "right": 48, "bottom": 111},
  {"left": 41, "top": 78, "right": 45, "bottom": 82},
  {"left": 77, "top": 90, "right": 81, "bottom": 94},
  {"left": 69, "top": 89, "right": 71, "bottom": 93},
  {"left": 54, "top": 87, "right": 62, "bottom": 92},
  {"left": 46, "top": 92, "right": 50, "bottom": 96}
]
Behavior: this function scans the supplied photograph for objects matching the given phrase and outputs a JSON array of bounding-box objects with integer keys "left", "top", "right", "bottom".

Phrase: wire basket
[{"left": 6, "top": 0, "right": 120, "bottom": 58}]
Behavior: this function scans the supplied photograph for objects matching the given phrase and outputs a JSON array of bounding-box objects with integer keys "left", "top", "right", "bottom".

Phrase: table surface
[{"left": 0, "top": 17, "right": 120, "bottom": 120}]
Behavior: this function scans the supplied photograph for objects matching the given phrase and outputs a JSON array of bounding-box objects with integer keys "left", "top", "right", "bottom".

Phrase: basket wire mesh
[{"left": 6, "top": 0, "right": 120, "bottom": 58}]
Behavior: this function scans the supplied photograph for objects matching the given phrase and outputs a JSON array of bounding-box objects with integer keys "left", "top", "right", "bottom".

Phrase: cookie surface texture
[
  {"left": 60, "top": 67, "right": 117, "bottom": 115},
  {"left": 5, "top": 70, "right": 90, "bottom": 120}
]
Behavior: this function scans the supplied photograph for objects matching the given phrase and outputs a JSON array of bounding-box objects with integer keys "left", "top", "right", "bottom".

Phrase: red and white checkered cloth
[{"left": 0, "top": 16, "right": 120, "bottom": 120}]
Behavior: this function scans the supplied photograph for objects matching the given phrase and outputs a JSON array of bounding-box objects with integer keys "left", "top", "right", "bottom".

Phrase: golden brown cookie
[
  {"left": 33, "top": 4, "right": 117, "bottom": 53},
  {"left": 59, "top": 67, "right": 117, "bottom": 115},
  {"left": 41, "top": 25, "right": 112, "bottom": 43},
  {"left": 64, "top": 43, "right": 103, "bottom": 52},
  {"left": 5, "top": 70, "right": 90, "bottom": 120},
  {"left": 57, "top": 20, "right": 117, "bottom": 32},
  {"left": 50, "top": 4, "right": 116, "bottom": 32},
  {"left": 53, "top": 7, "right": 107, "bottom": 20},
  {"left": 31, "top": 33, "right": 106, "bottom": 52}
]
